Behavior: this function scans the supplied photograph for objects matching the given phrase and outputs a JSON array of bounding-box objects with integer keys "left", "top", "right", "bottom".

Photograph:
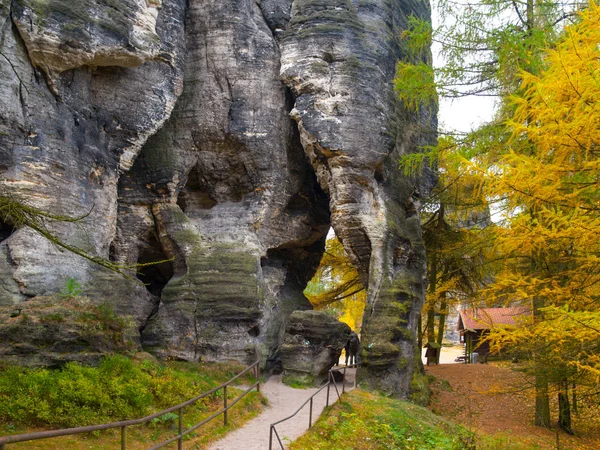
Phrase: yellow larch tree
[
  {"left": 482, "top": 2, "right": 600, "bottom": 433},
  {"left": 412, "top": 140, "right": 497, "bottom": 356}
]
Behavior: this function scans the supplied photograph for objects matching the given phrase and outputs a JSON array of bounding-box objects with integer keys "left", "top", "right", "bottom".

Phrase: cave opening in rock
[
  {"left": 177, "top": 166, "right": 217, "bottom": 212},
  {"left": 0, "top": 218, "right": 15, "bottom": 242},
  {"left": 247, "top": 325, "right": 260, "bottom": 337},
  {"left": 136, "top": 235, "right": 174, "bottom": 297},
  {"left": 303, "top": 227, "right": 366, "bottom": 333}
]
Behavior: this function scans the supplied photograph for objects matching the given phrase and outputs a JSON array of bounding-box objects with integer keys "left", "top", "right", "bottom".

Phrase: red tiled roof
[{"left": 458, "top": 306, "right": 530, "bottom": 331}]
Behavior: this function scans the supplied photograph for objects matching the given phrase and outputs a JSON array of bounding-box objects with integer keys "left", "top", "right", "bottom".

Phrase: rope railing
[
  {"left": 0, "top": 353, "right": 261, "bottom": 450},
  {"left": 268, "top": 363, "right": 358, "bottom": 450}
]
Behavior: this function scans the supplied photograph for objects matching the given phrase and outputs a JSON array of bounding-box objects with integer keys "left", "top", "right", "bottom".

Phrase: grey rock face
[
  {"left": 115, "top": 0, "right": 330, "bottom": 365},
  {"left": 280, "top": 0, "right": 436, "bottom": 397},
  {"left": 0, "top": 0, "right": 435, "bottom": 396},
  {"left": 280, "top": 310, "right": 350, "bottom": 385},
  {"left": 0, "top": 0, "right": 186, "bottom": 318},
  {"left": 0, "top": 296, "right": 138, "bottom": 367},
  {"left": 12, "top": 0, "right": 162, "bottom": 80}
]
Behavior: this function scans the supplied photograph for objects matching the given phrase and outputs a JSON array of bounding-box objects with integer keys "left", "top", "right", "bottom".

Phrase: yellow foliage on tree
[
  {"left": 483, "top": 2, "right": 600, "bottom": 309},
  {"left": 481, "top": 2, "right": 600, "bottom": 433},
  {"left": 304, "top": 236, "right": 366, "bottom": 331}
]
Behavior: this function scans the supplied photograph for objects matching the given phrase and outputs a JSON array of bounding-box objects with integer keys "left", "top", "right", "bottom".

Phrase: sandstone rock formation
[
  {"left": 0, "top": 0, "right": 435, "bottom": 397},
  {"left": 0, "top": 296, "right": 137, "bottom": 367},
  {"left": 280, "top": 310, "right": 350, "bottom": 385}
]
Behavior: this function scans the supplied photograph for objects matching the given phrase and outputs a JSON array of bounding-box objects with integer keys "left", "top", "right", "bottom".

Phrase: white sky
[
  {"left": 438, "top": 96, "right": 497, "bottom": 133},
  {"left": 431, "top": 2, "right": 498, "bottom": 133}
]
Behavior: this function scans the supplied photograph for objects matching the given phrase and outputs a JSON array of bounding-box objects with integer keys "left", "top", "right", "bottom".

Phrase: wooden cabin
[{"left": 457, "top": 306, "right": 529, "bottom": 363}]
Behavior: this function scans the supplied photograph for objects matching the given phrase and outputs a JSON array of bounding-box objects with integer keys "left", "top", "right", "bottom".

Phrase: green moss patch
[{"left": 0, "top": 296, "right": 137, "bottom": 367}]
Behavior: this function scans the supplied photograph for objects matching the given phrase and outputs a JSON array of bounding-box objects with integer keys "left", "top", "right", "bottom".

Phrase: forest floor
[{"left": 426, "top": 363, "right": 600, "bottom": 449}]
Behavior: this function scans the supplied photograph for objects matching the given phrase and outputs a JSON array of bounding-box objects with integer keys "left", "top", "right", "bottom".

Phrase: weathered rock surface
[
  {"left": 280, "top": 0, "right": 437, "bottom": 397},
  {"left": 0, "top": 296, "right": 138, "bottom": 367},
  {"left": 0, "top": 0, "right": 435, "bottom": 396},
  {"left": 280, "top": 310, "right": 350, "bottom": 385},
  {"left": 12, "top": 0, "right": 162, "bottom": 81}
]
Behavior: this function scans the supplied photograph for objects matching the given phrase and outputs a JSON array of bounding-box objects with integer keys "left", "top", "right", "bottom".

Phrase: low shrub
[{"left": 0, "top": 355, "right": 232, "bottom": 428}]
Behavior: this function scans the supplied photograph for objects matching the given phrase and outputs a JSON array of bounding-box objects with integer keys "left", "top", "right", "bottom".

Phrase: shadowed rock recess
[{"left": 0, "top": 0, "right": 435, "bottom": 396}]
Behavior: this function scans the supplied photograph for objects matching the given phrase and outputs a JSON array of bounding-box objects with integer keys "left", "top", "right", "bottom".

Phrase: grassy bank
[
  {"left": 289, "top": 389, "right": 471, "bottom": 450},
  {"left": 0, "top": 355, "right": 265, "bottom": 449}
]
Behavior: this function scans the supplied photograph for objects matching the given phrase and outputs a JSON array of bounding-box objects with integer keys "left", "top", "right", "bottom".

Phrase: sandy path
[{"left": 208, "top": 368, "right": 356, "bottom": 450}]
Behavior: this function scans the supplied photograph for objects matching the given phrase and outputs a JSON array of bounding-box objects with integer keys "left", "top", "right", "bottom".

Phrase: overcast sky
[
  {"left": 438, "top": 96, "right": 497, "bottom": 133},
  {"left": 431, "top": 2, "right": 499, "bottom": 134}
]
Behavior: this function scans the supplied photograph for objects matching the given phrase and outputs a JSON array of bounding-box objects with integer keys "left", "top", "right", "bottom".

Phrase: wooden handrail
[
  {"left": 269, "top": 363, "right": 358, "bottom": 450},
  {"left": 0, "top": 352, "right": 261, "bottom": 450}
]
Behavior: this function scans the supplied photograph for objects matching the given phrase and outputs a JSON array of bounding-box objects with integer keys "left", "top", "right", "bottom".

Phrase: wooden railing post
[
  {"left": 269, "top": 425, "right": 273, "bottom": 450},
  {"left": 309, "top": 397, "right": 313, "bottom": 428},
  {"left": 0, "top": 355, "right": 261, "bottom": 450},
  {"left": 121, "top": 426, "right": 127, "bottom": 450},
  {"left": 326, "top": 374, "right": 331, "bottom": 407},
  {"left": 255, "top": 363, "right": 260, "bottom": 392},
  {"left": 223, "top": 385, "right": 228, "bottom": 426},
  {"left": 178, "top": 407, "right": 183, "bottom": 450}
]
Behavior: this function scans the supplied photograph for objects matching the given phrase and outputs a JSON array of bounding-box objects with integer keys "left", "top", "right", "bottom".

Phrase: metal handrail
[
  {"left": 268, "top": 363, "right": 358, "bottom": 450},
  {"left": 0, "top": 354, "right": 261, "bottom": 450}
]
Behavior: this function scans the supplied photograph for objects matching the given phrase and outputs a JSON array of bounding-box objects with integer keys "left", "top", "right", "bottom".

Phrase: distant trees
[{"left": 406, "top": 142, "right": 495, "bottom": 356}]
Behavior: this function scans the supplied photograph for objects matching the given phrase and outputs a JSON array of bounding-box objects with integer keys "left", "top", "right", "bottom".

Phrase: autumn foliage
[
  {"left": 480, "top": 4, "right": 600, "bottom": 430},
  {"left": 395, "top": 0, "right": 600, "bottom": 433}
]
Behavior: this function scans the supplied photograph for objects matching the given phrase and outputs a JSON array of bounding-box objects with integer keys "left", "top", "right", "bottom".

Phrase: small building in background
[
  {"left": 424, "top": 341, "right": 441, "bottom": 365},
  {"left": 457, "top": 306, "right": 530, "bottom": 363}
]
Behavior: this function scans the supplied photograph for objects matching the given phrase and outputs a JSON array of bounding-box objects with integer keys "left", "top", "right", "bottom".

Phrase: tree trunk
[
  {"left": 436, "top": 298, "right": 447, "bottom": 364},
  {"left": 417, "top": 312, "right": 423, "bottom": 349},
  {"left": 533, "top": 295, "right": 550, "bottom": 427},
  {"left": 571, "top": 380, "right": 577, "bottom": 415},
  {"left": 558, "top": 379, "right": 574, "bottom": 434},
  {"left": 426, "top": 308, "right": 435, "bottom": 344},
  {"left": 426, "top": 229, "right": 438, "bottom": 346},
  {"left": 534, "top": 374, "right": 551, "bottom": 427}
]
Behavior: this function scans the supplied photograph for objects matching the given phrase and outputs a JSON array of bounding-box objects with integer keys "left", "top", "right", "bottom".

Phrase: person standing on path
[{"left": 344, "top": 332, "right": 360, "bottom": 366}]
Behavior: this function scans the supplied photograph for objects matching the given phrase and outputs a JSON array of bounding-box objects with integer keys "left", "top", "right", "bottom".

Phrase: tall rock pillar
[{"left": 280, "top": 0, "right": 437, "bottom": 396}]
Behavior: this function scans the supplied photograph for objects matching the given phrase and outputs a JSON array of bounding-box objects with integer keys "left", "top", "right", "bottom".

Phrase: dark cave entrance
[
  {"left": 136, "top": 235, "right": 174, "bottom": 297},
  {"left": 177, "top": 166, "right": 217, "bottom": 212},
  {"left": 0, "top": 218, "right": 15, "bottom": 243}
]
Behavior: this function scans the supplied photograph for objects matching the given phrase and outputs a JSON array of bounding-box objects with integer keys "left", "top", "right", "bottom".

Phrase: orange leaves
[{"left": 475, "top": 5, "right": 600, "bottom": 402}]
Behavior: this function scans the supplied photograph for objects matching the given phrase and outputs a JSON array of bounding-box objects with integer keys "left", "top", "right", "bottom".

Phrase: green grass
[
  {"left": 0, "top": 356, "right": 265, "bottom": 449},
  {"left": 289, "top": 389, "right": 473, "bottom": 450}
]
